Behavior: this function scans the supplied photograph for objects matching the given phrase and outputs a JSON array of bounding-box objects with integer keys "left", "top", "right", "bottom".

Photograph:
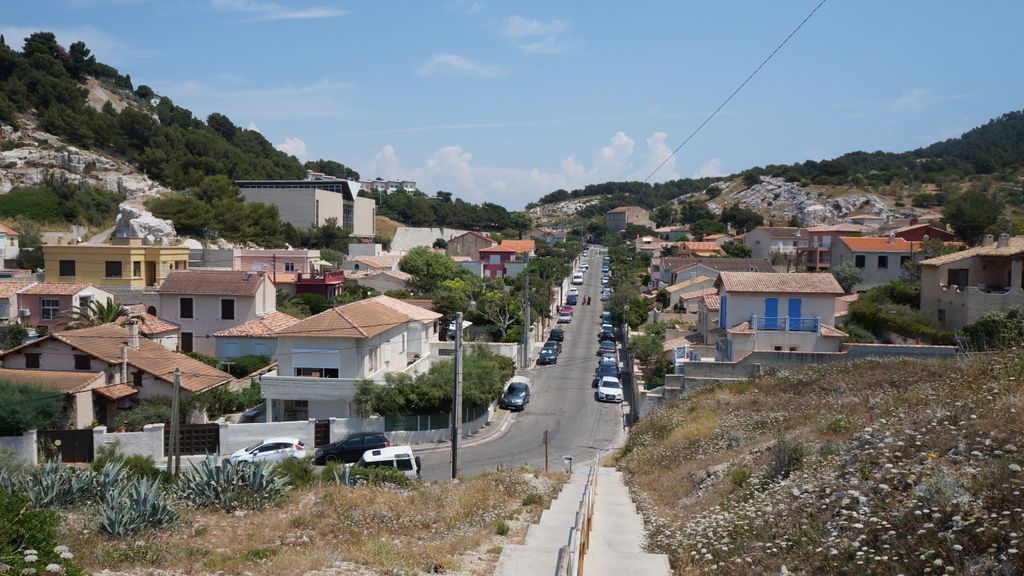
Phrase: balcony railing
[
  {"left": 295, "top": 270, "right": 346, "bottom": 284},
  {"left": 751, "top": 315, "right": 820, "bottom": 332}
]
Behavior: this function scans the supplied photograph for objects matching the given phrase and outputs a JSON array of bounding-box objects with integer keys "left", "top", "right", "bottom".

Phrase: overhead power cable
[{"left": 643, "top": 0, "right": 829, "bottom": 183}]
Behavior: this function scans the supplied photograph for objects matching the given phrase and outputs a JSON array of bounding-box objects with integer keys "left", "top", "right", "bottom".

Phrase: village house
[
  {"left": 258, "top": 296, "right": 441, "bottom": 421},
  {"left": 157, "top": 269, "right": 276, "bottom": 356},
  {"left": 43, "top": 237, "right": 190, "bottom": 289},
  {"left": 832, "top": 235, "right": 922, "bottom": 291},
  {"left": 702, "top": 233, "right": 733, "bottom": 246},
  {"left": 713, "top": 272, "right": 847, "bottom": 360},
  {"left": 0, "top": 323, "right": 233, "bottom": 428},
  {"left": 121, "top": 304, "right": 180, "bottom": 351},
  {"left": 237, "top": 171, "right": 376, "bottom": 238},
  {"left": 339, "top": 255, "right": 401, "bottom": 273},
  {"left": 446, "top": 231, "right": 495, "bottom": 259},
  {"left": 480, "top": 239, "right": 535, "bottom": 278},
  {"left": 606, "top": 206, "right": 654, "bottom": 232},
  {"left": 658, "top": 257, "right": 774, "bottom": 287},
  {"left": 655, "top": 225, "right": 690, "bottom": 242},
  {"left": 677, "top": 241, "right": 726, "bottom": 258},
  {"left": 525, "top": 228, "right": 568, "bottom": 244},
  {"left": 919, "top": 233, "right": 1024, "bottom": 330},
  {"left": 742, "top": 227, "right": 809, "bottom": 262},
  {"left": 16, "top": 283, "right": 115, "bottom": 331},
  {"left": 0, "top": 281, "right": 33, "bottom": 325},
  {"left": 634, "top": 236, "right": 665, "bottom": 256},
  {"left": 794, "top": 224, "right": 866, "bottom": 272},
  {"left": 346, "top": 269, "right": 413, "bottom": 293},
  {"left": 664, "top": 275, "right": 717, "bottom": 309},
  {"left": 213, "top": 310, "right": 300, "bottom": 361},
  {"left": 890, "top": 222, "right": 958, "bottom": 242},
  {"left": 0, "top": 223, "right": 20, "bottom": 268}
]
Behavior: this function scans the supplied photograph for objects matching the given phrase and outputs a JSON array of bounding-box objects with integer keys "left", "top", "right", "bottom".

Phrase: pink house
[
  {"left": 16, "top": 283, "right": 115, "bottom": 330},
  {"left": 479, "top": 245, "right": 517, "bottom": 278},
  {"left": 236, "top": 249, "right": 322, "bottom": 277}
]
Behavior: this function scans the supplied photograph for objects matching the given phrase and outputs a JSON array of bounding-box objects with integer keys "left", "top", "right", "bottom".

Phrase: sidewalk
[{"left": 411, "top": 402, "right": 518, "bottom": 453}]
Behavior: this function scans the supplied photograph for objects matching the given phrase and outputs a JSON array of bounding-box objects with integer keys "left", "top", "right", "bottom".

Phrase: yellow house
[{"left": 43, "top": 237, "right": 190, "bottom": 288}]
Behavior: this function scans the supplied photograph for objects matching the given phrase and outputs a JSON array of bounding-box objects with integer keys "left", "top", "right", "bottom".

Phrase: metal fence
[{"left": 384, "top": 405, "right": 489, "bottom": 432}]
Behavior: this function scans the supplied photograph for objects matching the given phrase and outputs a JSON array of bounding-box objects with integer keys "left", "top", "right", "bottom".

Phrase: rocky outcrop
[
  {"left": 112, "top": 203, "right": 177, "bottom": 245},
  {"left": 0, "top": 121, "right": 171, "bottom": 200}
]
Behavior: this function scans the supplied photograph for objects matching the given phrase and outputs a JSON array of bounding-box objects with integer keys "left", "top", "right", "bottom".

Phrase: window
[
  {"left": 179, "top": 298, "right": 193, "bottom": 319},
  {"left": 221, "top": 299, "right": 235, "bottom": 320},
  {"left": 74, "top": 354, "right": 91, "bottom": 370},
  {"left": 25, "top": 353, "right": 40, "bottom": 368},
  {"left": 40, "top": 298, "right": 60, "bottom": 320},
  {"left": 400, "top": 333, "right": 407, "bottom": 353},
  {"left": 180, "top": 332, "right": 193, "bottom": 353},
  {"left": 877, "top": 255, "right": 888, "bottom": 269},
  {"left": 133, "top": 371, "right": 144, "bottom": 387},
  {"left": 294, "top": 367, "right": 340, "bottom": 378},
  {"left": 146, "top": 306, "right": 157, "bottom": 316},
  {"left": 774, "top": 346, "right": 783, "bottom": 351},
  {"left": 369, "top": 347, "right": 381, "bottom": 372},
  {"left": 789, "top": 346, "right": 798, "bottom": 352},
  {"left": 133, "top": 261, "right": 142, "bottom": 278},
  {"left": 58, "top": 260, "right": 76, "bottom": 277},
  {"left": 854, "top": 254, "right": 866, "bottom": 268},
  {"left": 105, "top": 260, "right": 123, "bottom": 278},
  {"left": 284, "top": 262, "right": 295, "bottom": 272},
  {"left": 937, "top": 309, "right": 946, "bottom": 324},
  {"left": 947, "top": 268, "right": 969, "bottom": 287}
]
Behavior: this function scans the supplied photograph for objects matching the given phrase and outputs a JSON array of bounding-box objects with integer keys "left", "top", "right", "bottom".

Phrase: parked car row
[{"left": 228, "top": 434, "right": 421, "bottom": 478}]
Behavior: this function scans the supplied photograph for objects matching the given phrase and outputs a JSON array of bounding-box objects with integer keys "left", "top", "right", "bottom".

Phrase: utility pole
[
  {"left": 166, "top": 368, "right": 181, "bottom": 474},
  {"left": 522, "top": 273, "right": 530, "bottom": 369},
  {"left": 451, "top": 311, "right": 463, "bottom": 480}
]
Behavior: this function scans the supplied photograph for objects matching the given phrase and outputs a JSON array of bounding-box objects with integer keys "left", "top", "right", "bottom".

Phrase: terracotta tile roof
[
  {"left": 451, "top": 231, "right": 493, "bottom": 243},
  {"left": 350, "top": 255, "right": 401, "bottom": 269},
  {"left": 93, "top": 384, "right": 139, "bottom": 400},
  {"left": 607, "top": 205, "right": 646, "bottom": 214},
  {"left": 667, "top": 257, "right": 774, "bottom": 273},
  {"left": 403, "top": 299, "right": 436, "bottom": 312},
  {"left": 498, "top": 239, "right": 535, "bottom": 253},
  {"left": 666, "top": 275, "right": 716, "bottom": 293},
  {"left": 728, "top": 321, "right": 755, "bottom": 334},
  {"left": 837, "top": 293, "right": 860, "bottom": 303},
  {"left": 920, "top": 236, "right": 1024, "bottom": 266},
  {"left": 702, "top": 293, "right": 720, "bottom": 311},
  {"left": 754, "top": 226, "right": 807, "bottom": 239},
  {"left": 0, "top": 281, "right": 34, "bottom": 299},
  {"left": 52, "top": 324, "right": 232, "bottom": 393},
  {"left": 717, "top": 272, "right": 845, "bottom": 295},
  {"left": 276, "top": 295, "right": 440, "bottom": 339},
  {"left": 19, "top": 282, "right": 91, "bottom": 296},
  {"left": 838, "top": 236, "right": 921, "bottom": 253},
  {"left": 703, "top": 233, "right": 730, "bottom": 240},
  {"left": 819, "top": 324, "right": 847, "bottom": 338},
  {"left": 479, "top": 244, "right": 517, "bottom": 253},
  {"left": 808, "top": 224, "right": 865, "bottom": 234},
  {"left": 0, "top": 368, "right": 103, "bottom": 393},
  {"left": 680, "top": 242, "right": 725, "bottom": 253},
  {"left": 158, "top": 270, "right": 266, "bottom": 296},
  {"left": 213, "top": 311, "right": 300, "bottom": 338},
  {"left": 347, "top": 270, "right": 412, "bottom": 282},
  {"left": 0, "top": 223, "right": 18, "bottom": 236},
  {"left": 122, "top": 305, "right": 180, "bottom": 335},
  {"left": 663, "top": 336, "right": 696, "bottom": 352}
]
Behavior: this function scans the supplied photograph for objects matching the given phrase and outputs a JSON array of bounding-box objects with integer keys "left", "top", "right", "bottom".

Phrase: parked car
[
  {"left": 313, "top": 432, "right": 391, "bottom": 465},
  {"left": 538, "top": 348, "right": 558, "bottom": 365},
  {"left": 558, "top": 312, "right": 573, "bottom": 323},
  {"left": 559, "top": 305, "right": 574, "bottom": 315},
  {"left": 543, "top": 340, "right": 562, "bottom": 355},
  {"left": 500, "top": 379, "right": 532, "bottom": 411},
  {"left": 597, "top": 355, "right": 618, "bottom": 368},
  {"left": 601, "top": 311, "right": 613, "bottom": 323},
  {"left": 596, "top": 364, "right": 619, "bottom": 379},
  {"left": 600, "top": 291, "right": 611, "bottom": 302},
  {"left": 601, "top": 276, "right": 610, "bottom": 286},
  {"left": 356, "top": 445, "right": 420, "bottom": 479},
  {"left": 572, "top": 274, "right": 584, "bottom": 285},
  {"left": 228, "top": 437, "right": 306, "bottom": 464},
  {"left": 568, "top": 287, "right": 579, "bottom": 296},
  {"left": 548, "top": 328, "right": 564, "bottom": 342},
  {"left": 599, "top": 330, "right": 615, "bottom": 342},
  {"left": 598, "top": 340, "right": 617, "bottom": 355},
  {"left": 566, "top": 294, "right": 578, "bottom": 305},
  {"left": 596, "top": 377, "right": 623, "bottom": 403}
]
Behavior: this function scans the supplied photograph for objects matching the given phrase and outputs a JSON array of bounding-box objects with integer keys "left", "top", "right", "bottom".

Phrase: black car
[
  {"left": 313, "top": 432, "right": 391, "bottom": 465},
  {"left": 538, "top": 348, "right": 558, "bottom": 365},
  {"left": 548, "top": 328, "right": 564, "bottom": 342},
  {"left": 543, "top": 340, "right": 562, "bottom": 355},
  {"left": 500, "top": 381, "right": 531, "bottom": 411},
  {"left": 596, "top": 364, "right": 619, "bottom": 379},
  {"left": 598, "top": 330, "right": 615, "bottom": 342},
  {"left": 598, "top": 340, "right": 617, "bottom": 355}
]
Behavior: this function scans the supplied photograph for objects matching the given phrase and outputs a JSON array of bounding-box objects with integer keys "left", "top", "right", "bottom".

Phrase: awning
[
  {"left": 93, "top": 384, "right": 139, "bottom": 400},
  {"left": 312, "top": 259, "right": 334, "bottom": 267}
]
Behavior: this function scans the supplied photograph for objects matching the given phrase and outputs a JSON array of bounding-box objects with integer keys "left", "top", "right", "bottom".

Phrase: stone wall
[{"left": 0, "top": 430, "right": 37, "bottom": 465}]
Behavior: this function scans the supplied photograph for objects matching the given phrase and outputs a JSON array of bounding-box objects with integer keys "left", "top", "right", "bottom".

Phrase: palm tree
[{"left": 59, "top": 297, "right": 130, "bottom": 329}]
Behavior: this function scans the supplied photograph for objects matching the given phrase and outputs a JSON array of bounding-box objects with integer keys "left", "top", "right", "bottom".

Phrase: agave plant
[
  {"left": 96, "top": 476, "right": 177, "bottom": 538},
  {"left": 21, "top": 457, "right": 95, "bottom": 508},
  {"left": 173, "top": 457, "right": 288, "bottom": 513}
]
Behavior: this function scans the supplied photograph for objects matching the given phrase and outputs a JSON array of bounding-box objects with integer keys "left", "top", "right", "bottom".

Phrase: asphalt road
[{"left": 420, "top": 248, "right": 626, "bottom": 480}]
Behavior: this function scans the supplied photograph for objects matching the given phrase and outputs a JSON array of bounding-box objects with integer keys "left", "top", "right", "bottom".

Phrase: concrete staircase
[{"left": 494, "top": 466, "right": 670, "bottom": 576}]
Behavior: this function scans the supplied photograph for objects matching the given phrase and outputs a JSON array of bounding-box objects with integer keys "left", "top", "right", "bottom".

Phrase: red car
[{"left": 558, "top": 305, "right": 574, "bottom": 315}]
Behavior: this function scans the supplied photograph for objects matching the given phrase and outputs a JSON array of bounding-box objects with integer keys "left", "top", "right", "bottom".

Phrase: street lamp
[{"left": 451, "top": 299, "right": 475, "bottom": 480}]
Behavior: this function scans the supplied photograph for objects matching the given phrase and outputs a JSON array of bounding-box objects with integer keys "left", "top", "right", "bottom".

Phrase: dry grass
[
  {"left": 61, "top": 469, "right": 564, "bottom": 575},
  {"left": 374, "top": 216, "right": 402, "bottom": 243},
  {"left": 618, "top": 354, "right": 1024, "bottom": 575}
]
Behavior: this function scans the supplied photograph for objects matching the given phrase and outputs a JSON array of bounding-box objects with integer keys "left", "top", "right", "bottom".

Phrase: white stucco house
[
  {"left": 714, "top": 272, "right": 847, "bottom": 360},
  {"left": 213, "top": 310, "right": 300, "bottom": 361},
  {"left": 258, "top": 295, "right": 441, "bottom": 421},
  {"left": 157, "top": 269, "right": 276, "bottom": 356}
]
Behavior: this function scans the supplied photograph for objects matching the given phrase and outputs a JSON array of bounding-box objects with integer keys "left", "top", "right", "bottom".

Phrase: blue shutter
[
  {"left": 764, "top": 297, "right": 778, "bottom": 330},
  {"left": 719, "top": 295, "right": 727, "bottom": 328},
  {"left": 788, "top": 298, "right": 802, "bottom": 330}
]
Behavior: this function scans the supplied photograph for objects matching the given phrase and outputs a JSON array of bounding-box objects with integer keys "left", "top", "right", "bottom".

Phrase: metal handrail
[{"left": 556, "top": 451, "right": 601, "bottom": 576}]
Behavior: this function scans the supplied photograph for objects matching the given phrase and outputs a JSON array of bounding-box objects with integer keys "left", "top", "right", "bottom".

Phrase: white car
[
  {"left": 357, "top": 445, "right": 421, "bottom": 479},
  {"left": 568, "top": 287, "right": 579, "bottom": 296},
  {"left": 228, "top": 437, "right": 307, "bottom": 464},
  {"left": 581, "top": 263, "right": 589, "bottom": 271},
  {"left": 597, "top": 377, "right": 623, "bottom": 403},
  {"left": 572, "top": 274, "right": 584, "bottom": 285},
  {"left": 558, "top": 312, "right": 573, "bottom": 323}
]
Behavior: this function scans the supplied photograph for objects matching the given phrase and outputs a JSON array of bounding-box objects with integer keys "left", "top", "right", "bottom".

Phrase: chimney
[
  {"left": 127, "top": 320, "right": 140, "bottom": 350},
  {"left": 998, "top": 233, "right": 1011, "bottom": 248},
  {"left": 982, "top": 234, "right": 995, "bottom": 247},
  {"left": 888, "top": 232, "right": 896, "bottom": 244},
  {"left": 910, "top": 217, "right": 919, "bottom": 226}
]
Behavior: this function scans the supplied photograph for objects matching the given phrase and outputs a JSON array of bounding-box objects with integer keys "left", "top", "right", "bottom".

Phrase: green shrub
[
  {"left": 225, "top": 355, "right": 272, "bottom": 378},
  {"left": 349, "top": 465, "right": 411, "bottom": 487},
  {"left": 730, "top": 467, "right": 752, "bottom": 487},
  {"left": 823, "top": 415, "right": 849, "bottom": 434},
  {"left": 185, "top": 351, "right": 219, "bottom": 367},
  {"left": 840, "top": 322, "right": 875, "bottom": 344},
  {"left": 521, "top": 492, "right": 543, "bottom": 506},
  {"left": 275, "top": 457, "right": 316, "bottom": 488},
  {"left": 173, "top": 457, "right": 288, "bottom": 512},
  {"left": 494, "top": 519, "right": 510, "bottom": 535},
  {"left": 199, "top": 379, "right": 262, "bottom": 419},
  {"left": 0, "top": 187, "right": 64, "bottom": 221},
  {"left": 0, "top": 379, "right": 65, "bottom": 435},
  {"left": 0, "top": 490, "right": 83, "bottom": 575},
  {"left": 765, "top": 438, "right": 807, "bottom": 481}
]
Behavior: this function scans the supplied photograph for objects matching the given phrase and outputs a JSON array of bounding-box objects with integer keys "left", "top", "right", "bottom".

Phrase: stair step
[
  {"left": 493, "top": 544, "right": 562, "bottom": 576},
  {"left": 582, "top": 549, "right": 671, "bottom": 576},
  {"left": 525, "top": 523, "right": 574, "bottom": 548}
]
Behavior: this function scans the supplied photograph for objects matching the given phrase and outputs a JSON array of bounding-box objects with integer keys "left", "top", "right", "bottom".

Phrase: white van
[{"left": 356, "top": 445, "right": 421, "bottom": 478}]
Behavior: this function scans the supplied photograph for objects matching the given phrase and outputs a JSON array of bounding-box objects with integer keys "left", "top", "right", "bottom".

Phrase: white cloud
[
  {"left": 275, "top": 137, "right": 308, "bottom": 162},
  {"left": 500, "top": 15, "right": 571, "bottom": 55},
  {"left": 692, "top": 158, "right": 724, "bottom": 178},
  {"left": 246, "top": 121, "right": 261, "bottom": 133},
  {"left": 631, "top": 132, "right": 679, "bottom": 181},
  {"left": 500, "top": 15, "right": 566, "bottom": 38},
  {"left": 416, "top": 53, "right": 504, "bottom": 78},
  {"left": 363, "top": 131, "right": 680, "bottom": 208},
  {"left": 210, "top": 0, "right": 347, "bottom": 21}
]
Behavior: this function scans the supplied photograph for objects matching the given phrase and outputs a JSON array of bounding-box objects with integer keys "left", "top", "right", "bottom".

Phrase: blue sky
[{"left": 4, "top": 1, "right": 1023, "bottom": 209}]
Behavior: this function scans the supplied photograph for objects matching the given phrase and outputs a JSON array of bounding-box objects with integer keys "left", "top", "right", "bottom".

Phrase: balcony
[
  {"left": 295, "top": 270, "right": 346, "bottom": 285},
  {"left": 751, "top": 315, "right": 820, "bottom": 332}
]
